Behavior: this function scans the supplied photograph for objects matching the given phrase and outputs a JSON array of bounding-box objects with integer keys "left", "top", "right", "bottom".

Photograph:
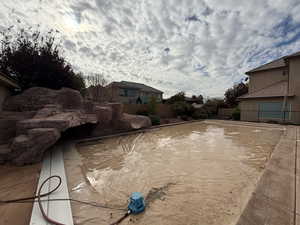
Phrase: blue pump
[{"left": 127, "top": 192, "right": 145, "bottom": 214}]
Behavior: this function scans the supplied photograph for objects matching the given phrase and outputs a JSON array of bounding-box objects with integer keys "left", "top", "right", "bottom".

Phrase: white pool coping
[{"left": 29, "top": 143, "right": 74, "bottom": 225}]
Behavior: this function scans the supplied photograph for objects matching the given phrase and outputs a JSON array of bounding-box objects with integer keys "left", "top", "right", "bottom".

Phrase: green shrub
[
  {"left": 149, "top": 115, "right": 161, "bottom": 125},
  {"left": 180, "top": 115, "right": 189, "bottom": 121},
  {"left": 192, "top": 110, "right": 208, "bottom": 119},
  {"left": 148, "top": 96, "right": 158, "bottom": 115},
  {"left": 171, "top": 101, "right": 194, "bottom": 117},
  {"left": 232, "top": 108, "right": 240, "bottom": 120},
  {"left": 171, "top": 101, "right": 186, "bottom": 116}
]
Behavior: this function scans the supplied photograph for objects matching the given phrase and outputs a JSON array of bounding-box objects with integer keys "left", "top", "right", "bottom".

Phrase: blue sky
[{"left": 1, "top": 0, "right": 300, "bottom": 98}]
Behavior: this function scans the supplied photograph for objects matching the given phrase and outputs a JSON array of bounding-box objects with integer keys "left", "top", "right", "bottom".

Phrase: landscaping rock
[
  {"left": 108, "top": 103, "right": 123, "bottom": 122},
  {"left": 119, "top": 113, "right": 152, "bottom": 130},
  {"left": 3, "top": 87, "right": 83, "bottom": 111},
  {"left": 0, "top": 87, "right": 151, "bottom": 165},
  {"left": 10, "top": 128, "right": 61, "bottom": 165},
  {"left": 0, "top": 111, "right": 36, "bottom": 144},
  {"left": 94, "top": 106, "right": 113, "bottom": 125}
]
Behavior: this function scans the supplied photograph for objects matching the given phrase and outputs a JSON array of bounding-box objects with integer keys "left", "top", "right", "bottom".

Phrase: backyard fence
[
  {"left": 218, "top": 108, "right": 235, "bottom": 119},
  {"left": 123, "top": 103, "right": 175, "bottom": 118},
  {"left": 240, "top": 109, "right": 300, "bottom": 124}
]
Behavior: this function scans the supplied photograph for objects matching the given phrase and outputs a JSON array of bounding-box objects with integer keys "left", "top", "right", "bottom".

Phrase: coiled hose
[{"left": 0, "top": 175, "right": 129, "bottom": 225}]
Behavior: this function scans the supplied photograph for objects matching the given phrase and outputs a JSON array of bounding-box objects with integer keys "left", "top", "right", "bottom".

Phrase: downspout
[{"left": 281, "top": 59, "right": 289, "bottom": 123}]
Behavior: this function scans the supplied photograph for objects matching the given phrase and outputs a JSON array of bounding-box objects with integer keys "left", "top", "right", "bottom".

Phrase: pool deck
[
  {"left": 235, "top": 124, "right": 300, "bottom": 225},
  {"left": 28, "top": 120, "right": 300, "bottom": 225}
]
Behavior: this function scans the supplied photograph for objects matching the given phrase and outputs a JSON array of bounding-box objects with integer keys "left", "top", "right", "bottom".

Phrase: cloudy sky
[{"left": 1, "top": 0, "right": 300, "bottom": 98}]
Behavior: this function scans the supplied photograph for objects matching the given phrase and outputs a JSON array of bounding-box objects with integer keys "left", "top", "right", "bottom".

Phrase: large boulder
[
  {"left": 107, "top": 103, "right": 123, "bottom": 124},
  {"left": 10, "top": 128, "right": 61, "bottom": 165},
  {"left": 17, "top": 111, "right": 97, "bottom": 135},
  {"left": 3, "top": 87, "right": 83, "bottom": 111},
  {"left": 94, "top": 106, "right": 113, "bottom": 125},
  {"left": 0, "top": 87, "right": 153, "bottom": 165},
  {"left": 0, "top": 87, "right": 98, "bottom": 165},
  {"left": 0, "top": 111, "right": 36, "bottom": 144},
  {"left": 119, "top": 113, "right": 152, "bottom": 130}
]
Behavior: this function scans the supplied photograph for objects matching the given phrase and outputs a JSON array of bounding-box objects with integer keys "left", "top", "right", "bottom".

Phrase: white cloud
[{"left": 1, "top": 0, "right": 300, "bottom": 98}]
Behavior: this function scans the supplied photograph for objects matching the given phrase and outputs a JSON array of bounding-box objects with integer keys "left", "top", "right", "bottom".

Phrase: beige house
[
  {"left": 239, "top": 51, "right": 300, "bottom": 124},
  {"left": 0, "top": 72, "right": 19, "bottom": 111},
  {"left": 105, "top": 81, "right": 163, "bottom": 104}
]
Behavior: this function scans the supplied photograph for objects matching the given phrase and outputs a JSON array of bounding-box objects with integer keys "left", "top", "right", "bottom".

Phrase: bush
[
  {"left": 180, "top": 115, "right": 189, "bottom": 121},
  {"left": 149, "top": 115, "right": 160, "bottom": 125},
  {"left": 171, "top": 101, "right": 194, "bottom": 117},
  {"left": 0, "top": 26, "right": 85, "bottom": 93},
  {"left": 192, "top": 110, "right": 208, "bottom": 119},
  {"left": 148, "top": 96, "right": 158, "bottom": 115},
  {"left": 171, "top": 101, "right": 186, "bottom": 116},
  {"left": 166, "top": 92, "right": 185, "bottom": 104},
  {"left": 232, "top": 108, "right": 241, "bottom": 120}
]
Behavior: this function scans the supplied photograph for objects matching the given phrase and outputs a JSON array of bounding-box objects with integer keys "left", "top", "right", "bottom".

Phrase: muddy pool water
[{"left": 64, "top": 121, "right": 284, "bottom": 225}]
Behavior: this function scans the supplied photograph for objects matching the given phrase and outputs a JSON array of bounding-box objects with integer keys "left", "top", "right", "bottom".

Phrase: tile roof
[
  {"left": 110, "top": 81, "right": 163, "bottom": 93},
  {"left": 246, "top": 58, "right": 286, "bottom": 74},
  {"left": 238, "top": 81, "right": 293, "bottom": 99}
]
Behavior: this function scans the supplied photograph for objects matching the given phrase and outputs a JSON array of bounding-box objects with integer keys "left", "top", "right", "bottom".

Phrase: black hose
[
  {"left": 109, "top": 211, "right": 131, "bottom": 225},
  {"left": 0, "top": 175, "right": 64, "bottom": 225},
  {"left": 0, "top": 175, "right": 130, "bottom": 225},
  {"left": 0, "top": 175, "right": 61, "bottom": 204}
]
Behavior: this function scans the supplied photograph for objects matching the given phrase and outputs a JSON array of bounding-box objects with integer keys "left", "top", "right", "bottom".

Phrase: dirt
[{"left": 0, "top": 164, "right": 41, "bottom": 225}]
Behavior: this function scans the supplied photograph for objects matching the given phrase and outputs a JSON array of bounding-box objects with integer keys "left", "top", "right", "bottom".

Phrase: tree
[
  {"left": 192, "top": 94, "right": 204, "bottom": 104},
  {"left": 85, "top": 73, "right": 107, "bottom": 87},
  {"left": 166, "top": 91, "right": 185, "bottom": 104},
  {"left": 224, "top": 82, "right": 248, "bottom": 107},
  {"left": 85, "top": 73, "right": 108, "bottom": 102},
  {"left": 0, "top": 26, "right": 85, "bottom": 93}
]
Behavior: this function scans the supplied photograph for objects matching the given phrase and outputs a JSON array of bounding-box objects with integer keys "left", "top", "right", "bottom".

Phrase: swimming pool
[{"left": 64, "top": 120, "right": 284, "bottom": 225}]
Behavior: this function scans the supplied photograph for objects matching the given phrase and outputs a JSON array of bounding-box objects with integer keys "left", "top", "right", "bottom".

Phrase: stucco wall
[
  {"left": 239, "top": 99, "right": 259, "bottom": 122},
  {"left": 248, "top": 67, "right": 287, "bottom": 93},
  {"left": 0, "top": 85, "right": 11, "bottom": 111},
  {"left": 240, "top": 56, "right": 300, "bottom": 124},
  {"left": 239, "top": 97, "right": 297, "bottom": 123},
  {"left": 288, "top": 57, "right": 300, "bottom": 124}
]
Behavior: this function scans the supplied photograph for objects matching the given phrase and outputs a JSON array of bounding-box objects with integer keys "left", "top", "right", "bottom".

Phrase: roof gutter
[{"left": 245, "top": 65, "right": 287, "bottom": 75}]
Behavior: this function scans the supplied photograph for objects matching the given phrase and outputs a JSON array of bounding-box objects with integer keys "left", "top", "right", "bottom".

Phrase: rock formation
[{"left": 0, "top": 87, "right": 151, "bottom": 165}]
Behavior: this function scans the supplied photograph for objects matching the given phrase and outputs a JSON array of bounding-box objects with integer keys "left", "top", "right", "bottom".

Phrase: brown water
[{"left": 64, "top": 121, "right": 284, "bottom": 225}]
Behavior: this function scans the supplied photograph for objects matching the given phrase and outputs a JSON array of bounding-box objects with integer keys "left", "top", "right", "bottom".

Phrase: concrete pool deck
[
  {"left": 27, "top": 120, "right": 299, "bottom": 225},
  {"left": 236, "top": 124, "right": 300, "bottom": 225}
]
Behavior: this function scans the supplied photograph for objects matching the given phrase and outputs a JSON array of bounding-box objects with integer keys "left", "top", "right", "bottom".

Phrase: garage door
[{"left": 258, "top": 102, "right": 290, "bottom": 120}]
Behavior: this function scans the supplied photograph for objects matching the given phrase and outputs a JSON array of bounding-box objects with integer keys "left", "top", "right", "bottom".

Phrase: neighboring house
[
  {"left": 0, "top": 72, "right": 19, "bottom": 111},
  {"left": 238, "top": 51, "right": 300, "bottom": 124},
  {"left": 106, "top": 81, "right": 163, "bottom": 104}
]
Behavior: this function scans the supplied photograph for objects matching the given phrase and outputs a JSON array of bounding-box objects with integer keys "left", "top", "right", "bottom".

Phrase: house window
[
  {"left": 258, "top": 102, "right": 291, "bottom": 120},
  {"left": 119, "top": 89, "right": 126, "bottom": 96},
  {"left": 127, "top": 89, "right": 137, "bottom": 97}
]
